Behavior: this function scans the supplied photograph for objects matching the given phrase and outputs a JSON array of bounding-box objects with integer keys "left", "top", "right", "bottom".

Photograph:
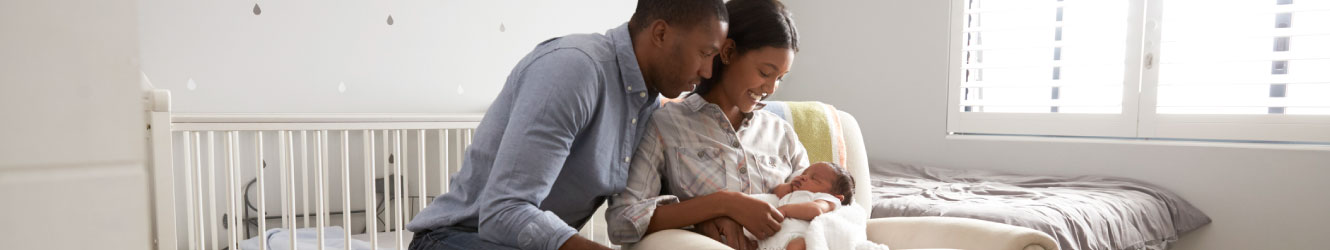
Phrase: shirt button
[
  {"left": 624, "top": 157, "right": 631, "bottom": 163},
  {"left": 732, "top": 141, "right": 741, "bottom": 148},
  {"left": 697, "top": 151, "right": 706, "bottom": 158},
  {"left": 627, "top": 86, "right": 633, "bottom": 91},
  {"left": 632, "top": 118, "right": 637, "bottom": 124},
  {"left": 738, "top": 166, "right": 748, "bottom": 174},
  {"left": 640, "top": 92, "right": 647, "bottom": 98}
]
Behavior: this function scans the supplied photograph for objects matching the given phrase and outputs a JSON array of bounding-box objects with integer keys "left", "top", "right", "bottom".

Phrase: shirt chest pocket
[
  {"left": 748, "top": 153, "right": 793, "bottom": 191},
  {"left": 664, "top": 146, "right": 727, "bottom": 197}
]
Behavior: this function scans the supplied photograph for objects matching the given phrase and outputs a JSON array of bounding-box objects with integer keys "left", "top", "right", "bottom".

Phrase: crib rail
[{"left": 147, "top": 90, "right": 482, "bottom": 250}]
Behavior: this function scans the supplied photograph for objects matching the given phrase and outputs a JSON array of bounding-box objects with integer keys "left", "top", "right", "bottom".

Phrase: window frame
[{"left": 947, "top": 0, "right": 1330, "bottom": 143}]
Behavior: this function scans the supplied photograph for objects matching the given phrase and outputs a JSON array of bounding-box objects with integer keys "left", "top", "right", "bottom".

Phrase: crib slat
[
  {"left": 398, "top": 130, "right": 408, "bottom": 223},
  {"left": 255, "top": 131, "right": 267, "bottom": 249},
  {"left": 316, "top": 130, "right": 327, "bottom": 250},
  {"left": 341, "top": 130, "right": 353, "bottom": 250},
  {"left": 285, "top": 131, "right": 299, "bottom": 250},
  {"left": 444, "top": 128, "right": 454, "bottom": 195},
  {"left": 207, "top": 132, "right": 218, "bottom": 250},
  {"left": 182, "top": 132, "right": 197, "bottom": 250},
  {"left": 226, "top": 131, "right": 240, "bottom": 250},
  {"left": 394, "top": 130, "right": 406, "bottom": 249},
  {"left": 302, "top": 130, "right": 311, "bottom": 229},
  {"left": 365, "top": 130, "right": 378, "bottom": 248},
  {"left": 417, "top": 129, "right": 427, "bottom": 216},
  {"left": 192, "top": 132, "right": 206, "bottom": 250},
  {"left": 278, "top": 130, "right": 288, "bottom": 235},
  {"left": 278, "top": 131, "right": 290, "bottom": 249},
  {"left": 380, "top": 129, "right": 390, "bottom": 234}
]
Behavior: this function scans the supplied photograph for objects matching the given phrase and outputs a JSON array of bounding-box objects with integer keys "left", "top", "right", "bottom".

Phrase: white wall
[
  {"left": 139, "top": 0, "right": 635, "bottom": 113},
  {"left": 0, "top": 0, "right": 150, "bottom": 249},
  {"left": 776, "top": 0, "right": 1330, "bottom": 249}
]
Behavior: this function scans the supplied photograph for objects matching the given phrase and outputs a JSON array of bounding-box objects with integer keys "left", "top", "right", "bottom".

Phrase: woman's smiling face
[{"left": 717, "top": 45, "right": 795, "bottom": 113}]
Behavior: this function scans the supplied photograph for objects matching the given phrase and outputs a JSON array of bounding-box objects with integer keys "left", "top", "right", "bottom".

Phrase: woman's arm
[
  {"left": 698, "top": 217, "right": 758, "bottom": 250},
  {"left": 645, "top": 191, "right": 785, "bottom": 239},
  {"left": 607, "top": 122, "right": 678, "bottom": 245},
  {"left": 608, "top": 121, "right": 782, "bottom": 244}
]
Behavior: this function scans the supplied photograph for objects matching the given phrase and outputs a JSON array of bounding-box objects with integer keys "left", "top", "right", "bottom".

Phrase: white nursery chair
[{"left": 628, "top": 103, "right": 1059, "bottom": 250}]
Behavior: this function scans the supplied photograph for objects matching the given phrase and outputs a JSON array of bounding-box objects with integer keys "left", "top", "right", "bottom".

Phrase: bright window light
[
  {"left": 1157, "top": 0, "right": 1330, "bottom": 115},
  {"left": 959, "top": 0, "right": 1129, "bottom": 114}
]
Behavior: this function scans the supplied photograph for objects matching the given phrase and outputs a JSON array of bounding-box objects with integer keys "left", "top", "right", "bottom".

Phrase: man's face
[{"left": 655, "top": 19, "right": 727, "bottom": 98}]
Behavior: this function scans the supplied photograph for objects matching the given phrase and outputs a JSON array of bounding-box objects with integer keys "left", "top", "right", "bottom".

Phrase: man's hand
[
  {"left": 720, "top": 191, "right": 784, "bottom": 240},
  {"left": 697, "top": 217, "right": 758, "bottom": 250}
]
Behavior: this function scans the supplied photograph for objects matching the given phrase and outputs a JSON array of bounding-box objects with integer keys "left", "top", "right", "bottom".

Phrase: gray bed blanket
[{"left": 869, "top": 162, "right": 1210, "bottom": 250}]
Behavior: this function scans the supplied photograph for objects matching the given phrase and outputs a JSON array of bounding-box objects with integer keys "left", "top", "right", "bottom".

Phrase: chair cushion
[{"left": 760, "top": 101, "right": 848, "bottom": 167}]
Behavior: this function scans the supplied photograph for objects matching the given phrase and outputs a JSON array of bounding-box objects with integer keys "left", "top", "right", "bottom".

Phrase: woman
[{"left": 607, "top": 0, "right": 803, "bottom": 249}]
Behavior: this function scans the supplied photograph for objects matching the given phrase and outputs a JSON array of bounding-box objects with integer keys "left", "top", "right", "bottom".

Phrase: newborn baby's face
[{"left": 774, "top": 163, "right": 838, "bottom": 197}]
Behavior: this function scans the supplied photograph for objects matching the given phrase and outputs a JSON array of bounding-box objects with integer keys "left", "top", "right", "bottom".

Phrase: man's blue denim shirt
[{"left": 406, "top": 22, "right": 660, "bottom": 250}]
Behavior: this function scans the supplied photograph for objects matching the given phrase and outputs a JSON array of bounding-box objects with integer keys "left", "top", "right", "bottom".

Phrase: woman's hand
[
  {"left": 719, "top": 191, "right": 784, "bottom": 240},
  {"left": 697, "top": 217, "right": 757, "bottom": 250}
]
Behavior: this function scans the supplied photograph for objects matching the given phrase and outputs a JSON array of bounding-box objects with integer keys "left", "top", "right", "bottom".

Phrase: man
[{"left": 405, "top": 1, "right": 729, "bottom": 250}]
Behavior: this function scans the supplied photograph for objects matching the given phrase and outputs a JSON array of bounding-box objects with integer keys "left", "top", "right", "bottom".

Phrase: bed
[{"left": 868, "top": 161, "right": 1211, "bottom": 250}]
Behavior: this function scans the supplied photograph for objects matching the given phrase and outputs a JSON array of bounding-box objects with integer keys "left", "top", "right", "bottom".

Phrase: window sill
[{"left": 946, "top": 133, "right": 1330, "bottom": 152}]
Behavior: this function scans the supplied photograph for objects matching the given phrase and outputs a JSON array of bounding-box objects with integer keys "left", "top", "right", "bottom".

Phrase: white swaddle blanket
[
  {"left": 802, "top": 204, "right": 890, "bottom": 250},
  {"left": 749, "top": 191, "right": 889, "bottom": 250}
]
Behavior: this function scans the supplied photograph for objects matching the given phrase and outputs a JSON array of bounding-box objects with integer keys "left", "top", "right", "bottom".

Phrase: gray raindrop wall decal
[
  {"left": 499, "top": 23, "right": 505, "bottom": 32},
  {"left": 387, "top": 15, "right": 394, "bottom": 25},
  {"left": 252, "top": 3, "right": 261, "bottom": 15}
]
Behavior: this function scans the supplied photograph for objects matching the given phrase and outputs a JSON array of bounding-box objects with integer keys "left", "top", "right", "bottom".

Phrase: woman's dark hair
[{"left": 693, "top": 0, "right": 799, "bottom": 95}]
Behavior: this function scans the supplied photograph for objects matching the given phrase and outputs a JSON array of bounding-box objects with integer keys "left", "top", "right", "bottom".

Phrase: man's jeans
[{"left": 408, "top": 227, "right": 519, "bottom": 250}]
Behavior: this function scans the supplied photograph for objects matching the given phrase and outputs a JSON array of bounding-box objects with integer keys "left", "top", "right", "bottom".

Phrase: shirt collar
[
  {"left": 683, "top": 93, "right": 710, "bottom": 112},
  {"left": 683, "top": 93, "right": 767, "bottom": 112},
  {"left": 609, "top": 22, "right": 648, "bottom": 95},
  {"left": 682, "top": 93, "right": 763, "bottom": 128}
]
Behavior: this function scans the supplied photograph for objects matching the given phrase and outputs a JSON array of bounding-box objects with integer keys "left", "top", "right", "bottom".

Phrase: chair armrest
[
  {"left": 866, "top": 217, "right": 1058, "bottom": 250},
  {"left": 627, "top": 229, "right": 732, "bottom": 250}
]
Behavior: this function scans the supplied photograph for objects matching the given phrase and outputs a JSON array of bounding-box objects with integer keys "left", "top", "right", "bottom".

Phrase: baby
[{"left": 751, "top": 162, "right": 856, "bottom": 250}]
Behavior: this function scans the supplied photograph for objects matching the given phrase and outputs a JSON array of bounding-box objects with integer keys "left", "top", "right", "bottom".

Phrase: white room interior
[
  {"left": 3, "top": 0, "right": 1328, "bottom": 250},
  {"left": 775, "top": 1, "right": 1330, "bottom": 250}
]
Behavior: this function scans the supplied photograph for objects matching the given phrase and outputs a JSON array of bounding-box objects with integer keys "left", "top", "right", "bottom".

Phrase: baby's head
[{"left": 775, "top": 162, "right": 855, "bottom": 206}]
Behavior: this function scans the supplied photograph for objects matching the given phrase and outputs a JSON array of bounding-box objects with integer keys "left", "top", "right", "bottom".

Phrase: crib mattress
[{"left": 868, "top": 162, "right": 1210, "bottom": 250}]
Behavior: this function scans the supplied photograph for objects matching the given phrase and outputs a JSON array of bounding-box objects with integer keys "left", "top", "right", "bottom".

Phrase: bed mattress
[{"left": 869, "top": 162, "right": 1210, "bottom": 250}]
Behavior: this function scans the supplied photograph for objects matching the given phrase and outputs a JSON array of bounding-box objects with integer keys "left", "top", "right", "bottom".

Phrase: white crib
[{"left": 145, "top": 89, "right": 612, "bottom": 250}]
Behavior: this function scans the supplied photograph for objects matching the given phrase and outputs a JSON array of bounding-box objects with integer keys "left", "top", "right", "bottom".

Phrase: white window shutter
[
  {"left": 1143, "top": 0, "right": 1330, "bottom": 142},
  {"left": 949, "top": 0, "right": 1145, "bottom": 137}
]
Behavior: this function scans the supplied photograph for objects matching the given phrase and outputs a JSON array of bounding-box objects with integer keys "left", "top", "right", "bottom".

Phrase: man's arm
[
  {"left": 559, "top": 235, "right": 612, "bottom": 250},
  {"left": 475, "top": 49, "right": 604, "bottom": 250}
]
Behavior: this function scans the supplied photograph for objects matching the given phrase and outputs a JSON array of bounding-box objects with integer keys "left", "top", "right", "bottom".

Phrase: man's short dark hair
[
  {"left": 825, "top": 162, "right": 855, "bottom": 206},
  {"left": 629, "top": 0, "right": 729, "bottom": 33}
]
